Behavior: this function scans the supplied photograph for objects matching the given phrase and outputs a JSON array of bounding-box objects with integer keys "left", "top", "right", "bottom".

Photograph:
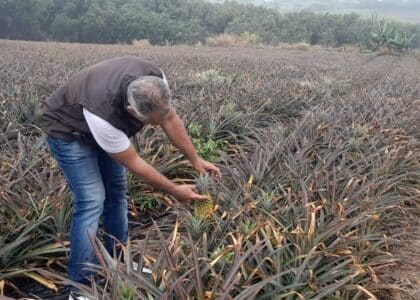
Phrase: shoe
[
  {"left": 68, "top": 292, "right": 91, "bottom": 300},
  {"left": 132, "top": 261, "right": 152, "bottom": 274}
]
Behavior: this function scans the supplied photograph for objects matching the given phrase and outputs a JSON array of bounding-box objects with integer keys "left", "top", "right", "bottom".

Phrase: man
[{"left": 40, "top": 56, "right": 221, "bottom": 292}]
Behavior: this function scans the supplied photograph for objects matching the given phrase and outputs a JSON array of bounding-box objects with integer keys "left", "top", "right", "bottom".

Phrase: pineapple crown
[{"left": 196, "top": 174, "right": 214, "bottom": 194}]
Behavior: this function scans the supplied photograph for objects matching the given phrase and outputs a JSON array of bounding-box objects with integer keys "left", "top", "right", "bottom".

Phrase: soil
[{"left": 379, "top": 235, "right": 420, "bottom": 300}]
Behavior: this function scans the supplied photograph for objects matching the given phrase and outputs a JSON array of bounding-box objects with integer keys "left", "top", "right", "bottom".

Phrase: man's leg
[
  {"left": 47, "top": 136, "right": 105, "bottom": 284},
  {"left": 97, "top": 149, "right": 128, "bottom": 254}
]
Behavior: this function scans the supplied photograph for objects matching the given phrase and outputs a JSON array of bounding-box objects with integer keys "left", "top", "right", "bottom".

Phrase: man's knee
[{"left": 73, "top": 181, "right": 106, "bottom": 217}]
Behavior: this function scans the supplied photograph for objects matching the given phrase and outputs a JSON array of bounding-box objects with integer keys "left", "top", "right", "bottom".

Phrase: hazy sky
[{"left": 232, "top": 0, "right": 420, "bottom": 23}]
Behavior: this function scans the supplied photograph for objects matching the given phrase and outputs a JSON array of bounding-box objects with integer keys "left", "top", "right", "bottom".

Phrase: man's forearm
[
  {"left": 109, "top": 145, "right": 208, "bottom": 203},
  {"left": 161, "top": 108, "right": 199, "bottom": 163},
  {"left": 110, "top": 146, "right": 178, "bottom": 196},
  {"left": 131, "top": 156, "right": 178, "bottom": 195}
]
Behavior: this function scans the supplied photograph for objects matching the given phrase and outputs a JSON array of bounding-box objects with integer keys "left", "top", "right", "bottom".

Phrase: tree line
[
  {"left": 357, "top": 0, "right": 420, "bottom": 10},
  {"left": 1, "top": 0, "right": 419, "bottom": 48}
]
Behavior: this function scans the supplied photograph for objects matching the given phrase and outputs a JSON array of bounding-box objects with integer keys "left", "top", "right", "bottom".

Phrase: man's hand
[
  {"left": 161, "top": 108, "right": 221, "bottom": 179},
  {"left": 191, "top": 157, "right": 222, "bottom": 179},
  {"left": 173, "top": 184, "right": 208, "bottom": 202},
  {"left": 109, "top": 146, "right": 211, "bottom": 203}
]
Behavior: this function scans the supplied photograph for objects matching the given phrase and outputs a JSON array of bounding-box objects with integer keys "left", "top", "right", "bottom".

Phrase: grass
[{"left": 0, "top": 39, "right": 419, "bottom": 299}]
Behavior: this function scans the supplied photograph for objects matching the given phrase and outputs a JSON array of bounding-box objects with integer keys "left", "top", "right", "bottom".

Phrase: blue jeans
[{"left": 47, "top": 135, "right": 128, "bottom": 284}]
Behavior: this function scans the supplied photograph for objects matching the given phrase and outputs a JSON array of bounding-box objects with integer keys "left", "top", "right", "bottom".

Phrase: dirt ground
[{"left": 381, "top": 232, "right": 420, "bottom": 299}]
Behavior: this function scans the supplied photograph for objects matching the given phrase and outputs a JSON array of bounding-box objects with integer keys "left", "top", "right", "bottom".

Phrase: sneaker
[
  {"left": 68, "top": 292, "right": 91, "bottom": 300},
  {"left": 132, "top": 261, "right": 152, "bottom": 274}
]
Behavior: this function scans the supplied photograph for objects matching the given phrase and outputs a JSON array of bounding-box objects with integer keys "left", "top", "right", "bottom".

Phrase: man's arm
[
  {"left": 82, "top": 108, "right": 207, "bottom": 202},
  {"left": 160, "top": 107, "right": 221, "bottom": 177},
  {"left": 160, "top": 107, "right": 199, "bottom": 162},
  {"left": 109, "top": 145, "right": 207, "bottom": 202}
]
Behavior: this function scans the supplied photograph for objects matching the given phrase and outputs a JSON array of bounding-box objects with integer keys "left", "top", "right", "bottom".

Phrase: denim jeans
[{"left": 47, "top": 135, "right": 128, "bottom": 284}]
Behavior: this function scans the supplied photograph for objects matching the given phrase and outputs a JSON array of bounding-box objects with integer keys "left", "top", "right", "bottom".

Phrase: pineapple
[{"left": 194, "top": 174, "right": 214, "bottom": 219}]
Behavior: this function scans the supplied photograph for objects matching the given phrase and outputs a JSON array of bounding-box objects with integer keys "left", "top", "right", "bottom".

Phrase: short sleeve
[
  {"left": 83, "top": 108, "right": 130, "bottom": 153},
  {"left": 160, "top": 69, "right": 168, "bottom": 86}
]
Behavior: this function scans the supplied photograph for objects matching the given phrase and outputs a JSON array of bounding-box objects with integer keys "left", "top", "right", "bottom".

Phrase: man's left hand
[{"left": 191, "top": 157, "right": 222, "bottom": 179}]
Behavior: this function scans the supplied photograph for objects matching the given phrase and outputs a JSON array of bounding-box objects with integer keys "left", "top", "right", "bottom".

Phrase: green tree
[
  {"left": 0, "top": 0, "right": 43, "bottom": 40},
  {"left": 0, "top": 0, "right": 419, "bottom": 48}
]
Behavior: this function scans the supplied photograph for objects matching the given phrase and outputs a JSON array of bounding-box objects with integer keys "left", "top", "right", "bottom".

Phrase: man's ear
[{"left": 127, "top": 105, "right": 136, "bottom": 115}]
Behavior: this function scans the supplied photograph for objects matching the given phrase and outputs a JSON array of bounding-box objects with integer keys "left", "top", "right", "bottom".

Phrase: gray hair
[{"left": 127, "top": 76, "right": 171, "bottom": 120}]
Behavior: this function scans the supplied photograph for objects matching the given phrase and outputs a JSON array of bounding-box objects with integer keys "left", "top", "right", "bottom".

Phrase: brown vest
[{"left": 40, "top": 56, "right": 163, "bottom": 141}]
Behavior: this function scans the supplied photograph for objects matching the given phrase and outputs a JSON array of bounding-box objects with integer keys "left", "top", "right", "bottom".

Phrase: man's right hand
[
  {"left": 173, "top": 184, "right": 208, "bottom": 202},
  {"left": 110, "top": 145, "right": 208, "bottom": 203}
]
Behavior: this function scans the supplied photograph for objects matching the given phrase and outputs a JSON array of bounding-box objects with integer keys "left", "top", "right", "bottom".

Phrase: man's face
[
  {"left": 142, "top": 107, "right": 171, "bottom": 125},
  {"left": 127, "top": 104, "right": 171, "bottom": 125}
]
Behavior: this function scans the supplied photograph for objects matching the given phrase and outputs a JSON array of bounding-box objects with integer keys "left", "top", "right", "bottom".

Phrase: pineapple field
[{"left": 0, "top": 39, "right": 419, "bottom": 299}]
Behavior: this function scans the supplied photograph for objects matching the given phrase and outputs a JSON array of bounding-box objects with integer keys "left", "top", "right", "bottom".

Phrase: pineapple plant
[
  {"left": 119, "top": 284, "right": 135, "bottom": 300},
  {"left": 194, "top": 174, "right": 215, "bottom": 219},
  {"left": 187, "top": 214, "right": 209, "bottom": 241}
]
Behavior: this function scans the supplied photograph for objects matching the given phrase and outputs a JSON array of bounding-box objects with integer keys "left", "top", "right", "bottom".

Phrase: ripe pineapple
[{"left": 194, "top": 174, "right": 214, "bottom": 219}]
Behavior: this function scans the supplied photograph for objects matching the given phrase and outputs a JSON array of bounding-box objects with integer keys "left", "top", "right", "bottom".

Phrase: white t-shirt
[
  {"left": 83, "top": 108, "right": 131, "bottom": 153},
  {"left": 84, "top": 71, "right": 168, "bottom": 153}
]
